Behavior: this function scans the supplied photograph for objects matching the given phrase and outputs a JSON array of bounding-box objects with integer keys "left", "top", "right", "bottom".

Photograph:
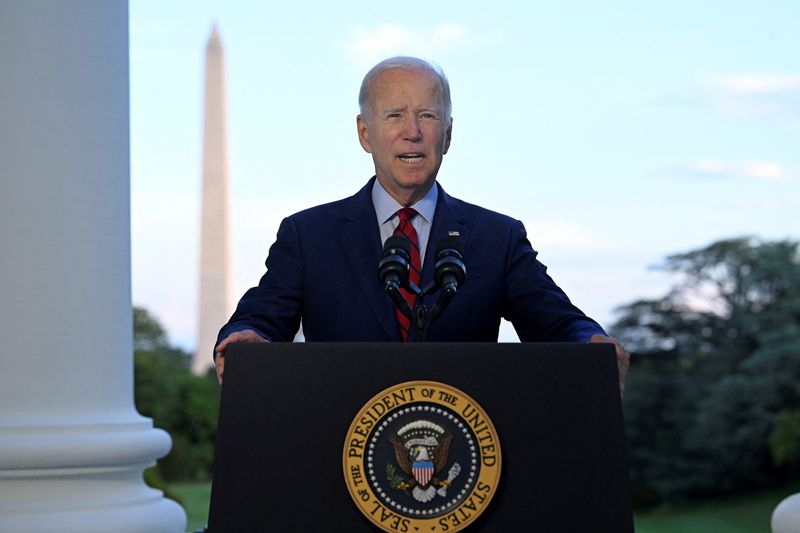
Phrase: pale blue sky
[{"left": 130, "top": 1, "right": 799, "bottom": 350}]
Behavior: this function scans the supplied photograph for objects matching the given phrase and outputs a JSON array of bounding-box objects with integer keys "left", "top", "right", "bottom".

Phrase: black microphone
[
  {"left": 378, "top": 236, "right": 413, "bottom": 319},
  {"left": 434, "top": 236, "right": 466, "bottom": 292},
  {"left": 429, "top": 236, "right": 466, "bottom": 321}
]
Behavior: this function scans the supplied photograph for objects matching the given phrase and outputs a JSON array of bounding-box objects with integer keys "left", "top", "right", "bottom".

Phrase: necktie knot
[{"left": 395, "top": 207, "right": 417, "bottom": 224}]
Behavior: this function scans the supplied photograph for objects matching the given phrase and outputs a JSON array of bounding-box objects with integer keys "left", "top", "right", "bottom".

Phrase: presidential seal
[{"left": 343, "top": 381, "right": 501, "bottom": 532}]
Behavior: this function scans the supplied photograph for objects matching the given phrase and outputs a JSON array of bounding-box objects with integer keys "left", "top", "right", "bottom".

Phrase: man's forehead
[
  {"left": 370, "top": 69, "right": 443, "bottom": 103},
  {"left": 373, "top": 67, "right": 440, "bottom": 87}
]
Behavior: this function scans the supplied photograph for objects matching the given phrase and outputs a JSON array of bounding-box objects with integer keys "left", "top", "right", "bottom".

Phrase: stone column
[
  {"left": 0, "top": 1, "right": 186, "bottom": 531},
  {"left": 772, "top": 493, "right": 800, "bottom": 533}
]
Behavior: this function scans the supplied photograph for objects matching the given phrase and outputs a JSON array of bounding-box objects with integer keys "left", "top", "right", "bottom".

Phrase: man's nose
[{"left": 401, "top": 116, "right": 422, "bottom": 141}]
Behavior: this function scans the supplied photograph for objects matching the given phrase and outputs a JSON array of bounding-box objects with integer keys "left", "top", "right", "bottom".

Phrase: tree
[
  {"left": 134, "top": 307, "right": 169, "bottom": 352},
  {"left": 613, "top": 238, "right": 800, "bottom": 507},
  {"left": 133, "top": 307, "right": 219, "bottom": 482}
]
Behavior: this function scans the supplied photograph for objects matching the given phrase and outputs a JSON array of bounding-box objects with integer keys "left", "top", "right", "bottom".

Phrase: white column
[
  {"left": 194, "top": 25, "right": 232, "bottom": 375},
  {"left": 0, "top": 2, "right": 186, "bottom": 532},
  {"left": 773, "top": 493, "right": 800, "bottom": 533}
]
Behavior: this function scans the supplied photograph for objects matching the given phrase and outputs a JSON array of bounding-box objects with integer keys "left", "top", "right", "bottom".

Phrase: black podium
[{"left": 207, "top": 343, "right": 633, "bottom": 532}]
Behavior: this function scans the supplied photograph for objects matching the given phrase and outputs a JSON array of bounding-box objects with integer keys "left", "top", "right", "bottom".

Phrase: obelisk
[{"left": 194, "top": 24, "right": 232, "bottom": 375}]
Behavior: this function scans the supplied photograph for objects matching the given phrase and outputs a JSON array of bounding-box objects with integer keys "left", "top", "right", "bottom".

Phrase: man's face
[{"left": 357, "top": 68, "right": 452, "bottom": 205}]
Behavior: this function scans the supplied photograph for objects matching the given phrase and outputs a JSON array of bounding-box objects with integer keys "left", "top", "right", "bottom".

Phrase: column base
[
  {"left": 0, "top": 496, "right": 185, "bottom": 533},
  {"left": 772, "top": 492, "right": 800, "bottom": 533},
  {"left": 0, "top": 421, "right": 187, "bottom": 533}
]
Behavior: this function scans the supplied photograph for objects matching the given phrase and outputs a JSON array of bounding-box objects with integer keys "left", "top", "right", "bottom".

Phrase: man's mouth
[{"left": 397, "top": 153, "right": 425, "bottom": 163}]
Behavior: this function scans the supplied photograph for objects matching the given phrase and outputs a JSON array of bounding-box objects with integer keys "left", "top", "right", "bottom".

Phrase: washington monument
[{"left": 194, "top": 25, "right": 231, "bottom": 375}]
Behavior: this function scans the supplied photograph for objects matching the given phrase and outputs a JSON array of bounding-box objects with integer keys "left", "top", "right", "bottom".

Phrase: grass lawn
[
  {"left": 170, "top": 482, "right": 799, "bottom": 532},
  {"left": 635, "top": 484, "right": 799, "bottom": 533},
  {"left": 169, "top": 482, "right": 212, "bottom": 532}
]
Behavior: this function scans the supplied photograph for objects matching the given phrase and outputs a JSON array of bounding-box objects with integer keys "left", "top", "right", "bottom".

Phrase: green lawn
[
  {"left": 169, "top": 482, "right": 212, "bottom": 532},
  {"left": 169, "top": 482, "right": 798, "bottom": 532},
  {"left": 635, "top": 485, "right": 798, "bottom": 533}
]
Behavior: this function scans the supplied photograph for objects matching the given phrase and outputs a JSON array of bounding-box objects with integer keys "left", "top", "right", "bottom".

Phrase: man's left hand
[{"left": 588, "top": 334, "right": 630, "bottom": 397}]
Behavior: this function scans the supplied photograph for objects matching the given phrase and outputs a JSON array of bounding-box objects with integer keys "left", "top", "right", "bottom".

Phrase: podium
[{"left": 207, "top": 343, "right": 633, "bottom": 532}]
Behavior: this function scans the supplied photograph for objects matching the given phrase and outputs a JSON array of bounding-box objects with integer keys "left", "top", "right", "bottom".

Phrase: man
[{"left": 214, "top": 57, "right": 629, "bottom": 391}]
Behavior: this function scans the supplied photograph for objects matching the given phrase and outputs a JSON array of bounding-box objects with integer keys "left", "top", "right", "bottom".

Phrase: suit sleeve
[
  {"left": 215, "top": 217, "right": 304, "bottom": 352},
  {"left": 502, "top": 219, "right": 606, "bottom": 342}
]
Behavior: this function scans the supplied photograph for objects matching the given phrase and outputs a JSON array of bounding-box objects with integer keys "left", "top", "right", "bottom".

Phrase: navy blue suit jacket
[{"left": 217, "top": 178, "right": 605, "bottom": 345}]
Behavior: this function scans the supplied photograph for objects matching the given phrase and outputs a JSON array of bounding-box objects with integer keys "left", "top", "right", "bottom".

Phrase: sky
[{"left": 130, "top": 1, "right": 800, "bottom": 351}]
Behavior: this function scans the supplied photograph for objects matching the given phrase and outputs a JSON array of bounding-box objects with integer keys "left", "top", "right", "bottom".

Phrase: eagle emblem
[
  {"left": 387, "top": 420, "right": 462, "bottom": 503},
  {"left": 345, "top": 381, "right": 501, "bottom": 532}
]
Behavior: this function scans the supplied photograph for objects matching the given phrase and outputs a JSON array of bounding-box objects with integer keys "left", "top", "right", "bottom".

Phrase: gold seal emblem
[{"left": 343, "top": 381, "right": 501, "bottom": 532}]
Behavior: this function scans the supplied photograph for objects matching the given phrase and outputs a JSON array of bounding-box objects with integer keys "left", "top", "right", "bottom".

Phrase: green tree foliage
[
  {"left": 613, "top": 238, "right": 800, "bottom": 508},
  {"left": 134, "top": 306, "right": 169, "bottom": 352},
  {"left": 771, "top": 409, "right": 800, "bottom": 466},
  {"left": 133, "top": 307, "right": 219, "bottom": 482}
]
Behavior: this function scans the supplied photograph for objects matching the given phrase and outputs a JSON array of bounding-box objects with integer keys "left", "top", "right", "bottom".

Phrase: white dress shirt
[{"left": 371, "top": 179, "right": 438, "bottom": 267}]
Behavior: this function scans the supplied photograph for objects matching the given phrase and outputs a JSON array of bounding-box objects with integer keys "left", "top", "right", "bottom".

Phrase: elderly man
[{"left": 214, "top": 56, "right": 629, "bottom": 390}]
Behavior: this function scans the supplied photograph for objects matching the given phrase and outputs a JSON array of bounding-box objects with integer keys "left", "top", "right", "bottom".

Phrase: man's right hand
[{"left": 213, "top": 329, "right": 268, "bottom": 385}]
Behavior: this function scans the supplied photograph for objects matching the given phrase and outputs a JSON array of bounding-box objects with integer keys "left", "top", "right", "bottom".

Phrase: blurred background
[{"left": 129, "top": 1, "right": 800, "bottom": 530}]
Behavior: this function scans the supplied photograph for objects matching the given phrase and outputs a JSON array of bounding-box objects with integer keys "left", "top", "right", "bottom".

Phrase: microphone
[
  {"left": 378, "top": 236, "right": 413, "bottom": 319},
  {"left": 429, "top": 236, "right": 466, "bottom": 321},
  {"left": 434, "top": 236, "right": 466, "bottom": 292}
]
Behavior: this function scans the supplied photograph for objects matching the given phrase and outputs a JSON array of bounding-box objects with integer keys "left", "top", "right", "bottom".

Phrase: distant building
[{"left": 194, "top": 25, "right": 232, "bottom": 375}]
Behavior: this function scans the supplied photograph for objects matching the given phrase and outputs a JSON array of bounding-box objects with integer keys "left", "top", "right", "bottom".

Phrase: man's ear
[
  {"left": 443, "top": 117, "right": 453, "bottom": 154},
  {"left": 357, "top": 115, "right": 372, "bottom": 153}
]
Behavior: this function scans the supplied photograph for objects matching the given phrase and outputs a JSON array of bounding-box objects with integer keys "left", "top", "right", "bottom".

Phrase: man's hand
[
  {"left": 213, "top": 329, "right": 268, "bottom": 385},
  {"left": 588, "top": 334, "right": 630, "bottom": 397}
]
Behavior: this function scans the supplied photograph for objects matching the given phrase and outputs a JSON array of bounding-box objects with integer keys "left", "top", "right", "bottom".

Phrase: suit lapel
[
  {"left": 336, "top": 180, "right": 470, "bottom": 341},
  {"left": 420, "top": 184, "right": 471, "bottom": 295},
  {"left": 337, "top": 178, "right": 399, "bottom": 340}
]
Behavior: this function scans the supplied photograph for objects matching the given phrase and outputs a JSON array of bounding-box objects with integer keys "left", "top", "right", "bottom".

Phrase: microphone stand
[
  {"left": 388, "top": 273, "right": 463, "bottom": 343},
  {"left": 380, "top": 236, "right": 465, "bottom": 342},
  {"left": 388, "top": 280, "right": 435, "bottom": 342},
  {"left": 388, "top": 279, "right": 428, "bottom": 342},
  {"left": 411, "top": 281, "right": 438, "bottom": 342}
]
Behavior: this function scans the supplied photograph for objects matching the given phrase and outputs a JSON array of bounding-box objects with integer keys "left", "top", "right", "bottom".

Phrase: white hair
[{"left": 358, "top": 56, "right": 452, "bottom": 119}]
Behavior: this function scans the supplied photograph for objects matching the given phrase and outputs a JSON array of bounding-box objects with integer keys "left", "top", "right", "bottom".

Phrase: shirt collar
[{"left": 372, "top": 178, "right": 438, "bottom": 224}]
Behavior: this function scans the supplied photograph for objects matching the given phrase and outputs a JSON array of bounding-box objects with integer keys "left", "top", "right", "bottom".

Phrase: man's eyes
[{"left": 385, "top": 112, "right": 438, "bottom": 120}]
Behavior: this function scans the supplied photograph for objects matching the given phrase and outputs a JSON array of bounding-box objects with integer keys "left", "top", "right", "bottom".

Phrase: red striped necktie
[{"left": 393, "top": 207, "right": 421, "bottom": 341}]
